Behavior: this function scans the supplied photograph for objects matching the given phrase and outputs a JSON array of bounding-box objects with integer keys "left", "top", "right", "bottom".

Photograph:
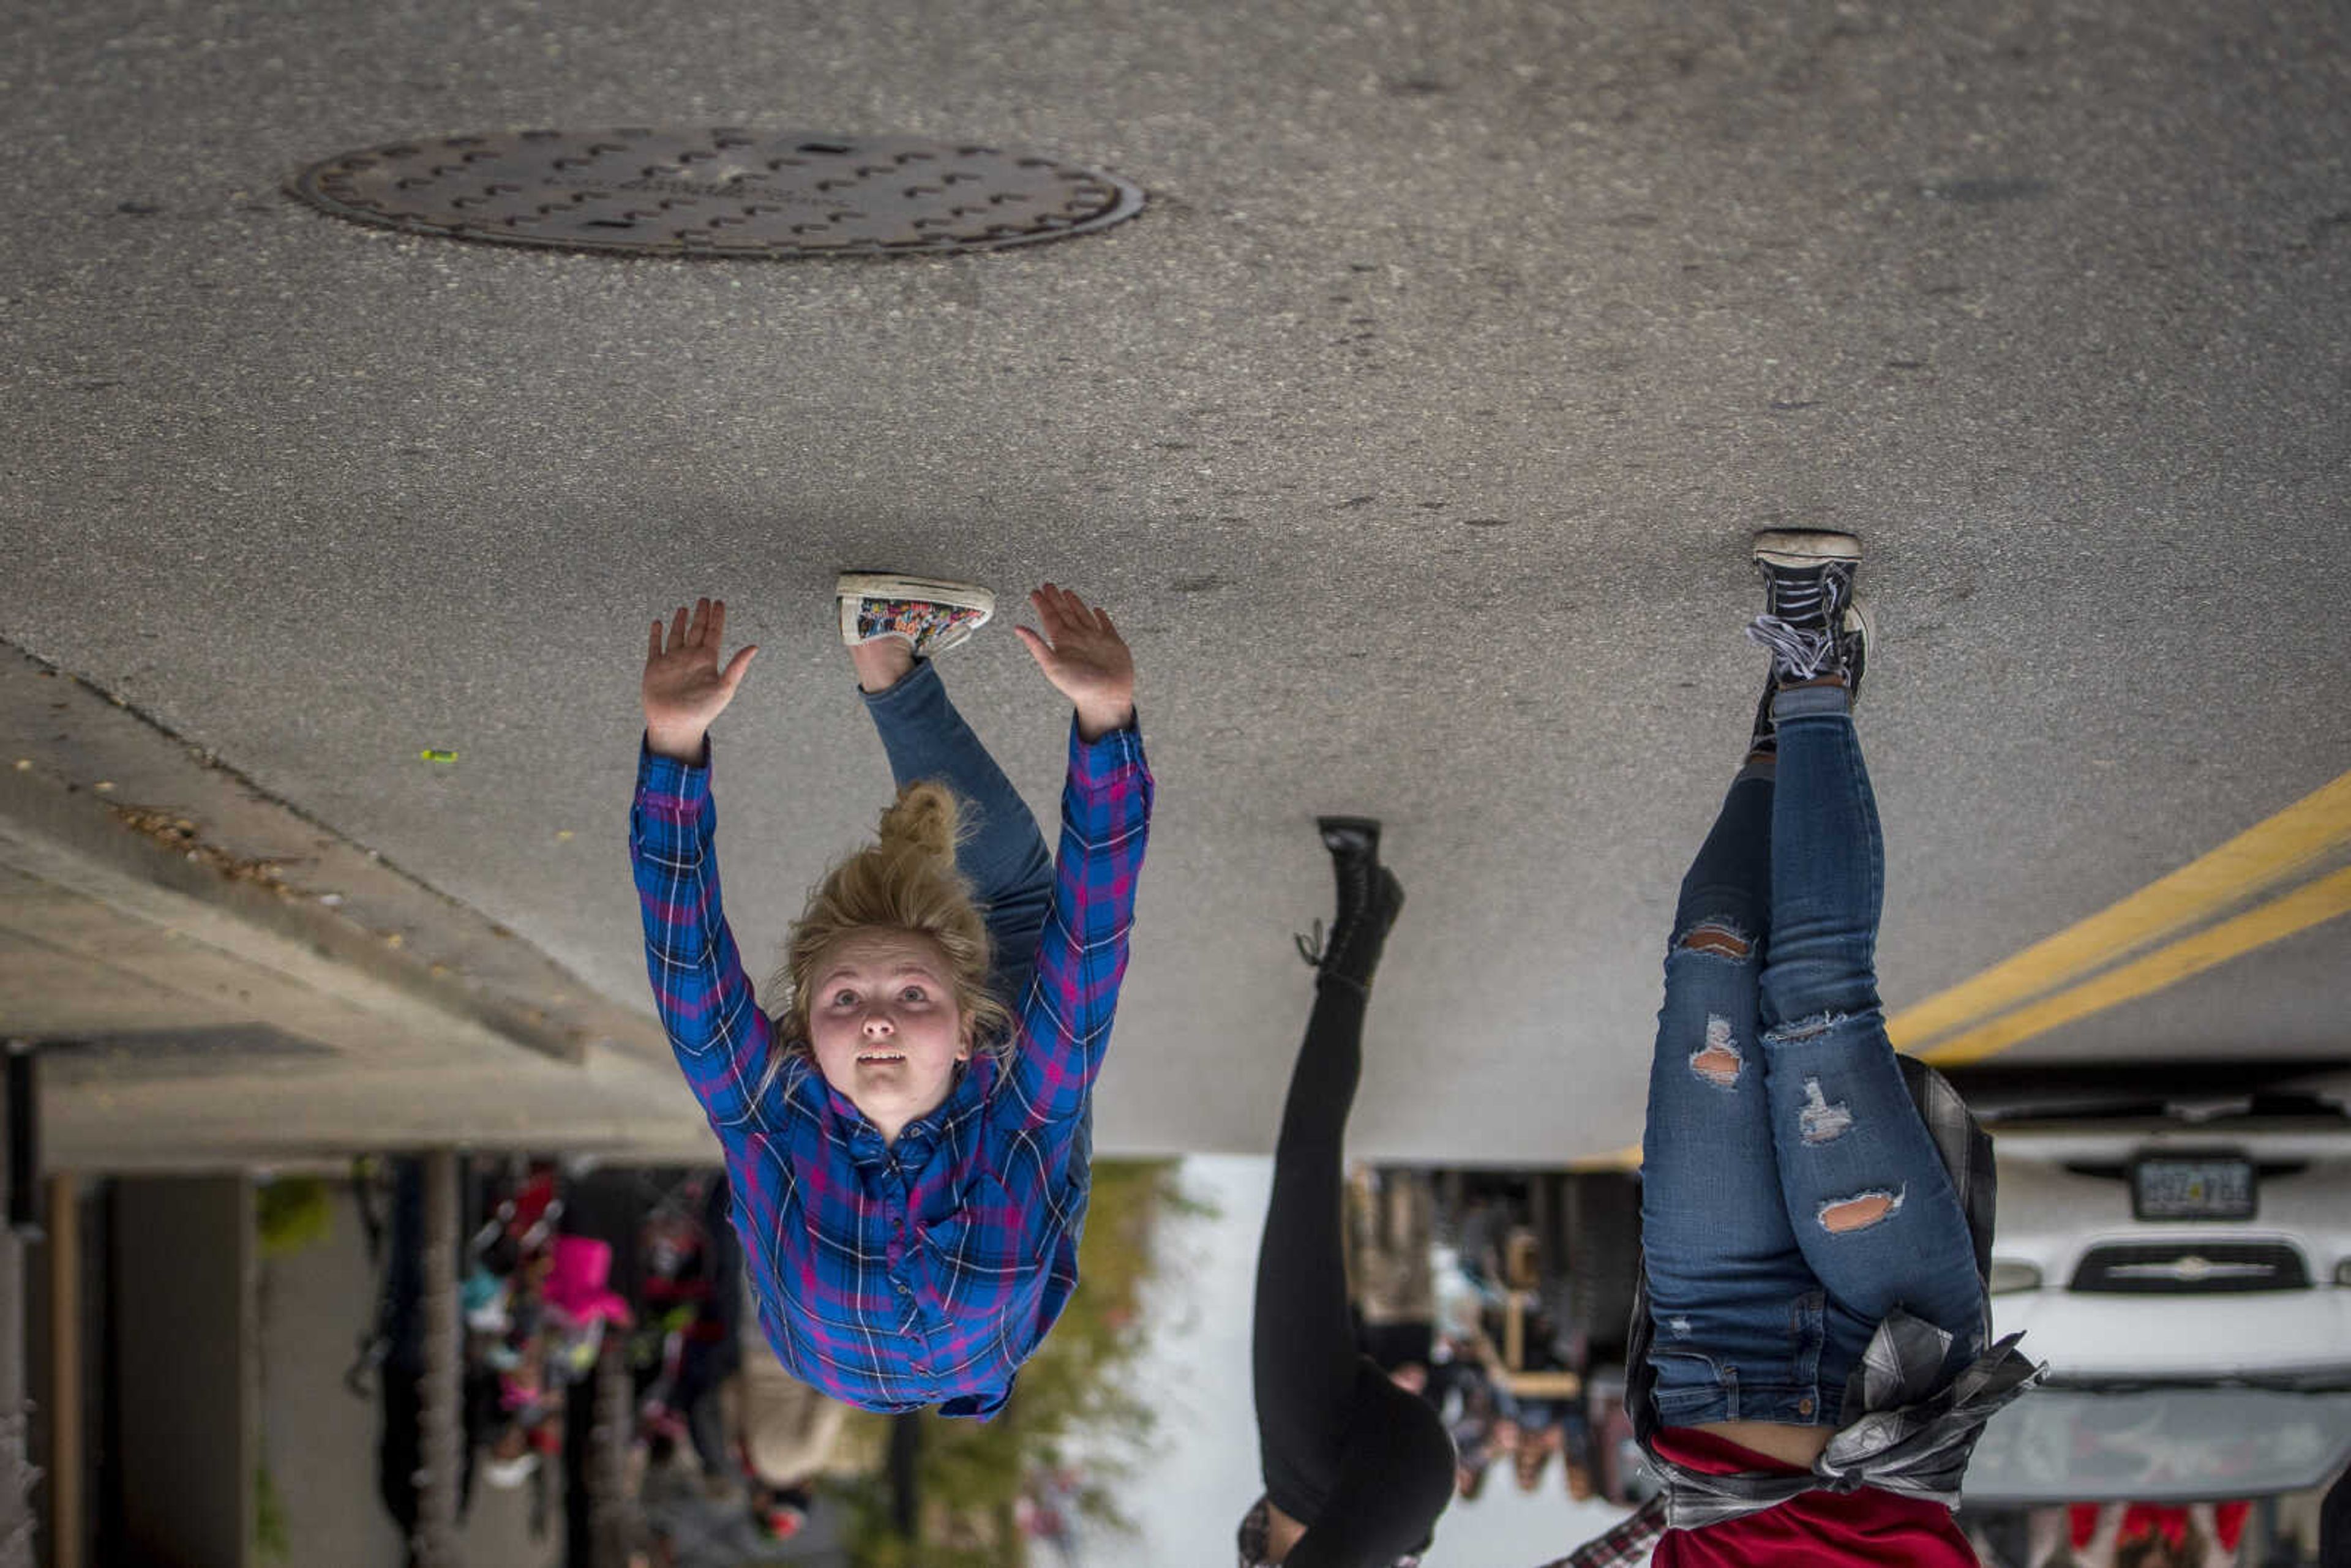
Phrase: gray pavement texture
[{"left": 4, "top": 0, "right": 2349, "bottom": 1163}]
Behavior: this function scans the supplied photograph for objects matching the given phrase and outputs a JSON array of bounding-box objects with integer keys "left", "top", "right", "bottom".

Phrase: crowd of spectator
[
  {"left": 1341, "top": 1164, "right": 1621, "bottom": 1506},
  {"left": 361, "top": 1158, "right": 853, "bottom": 1567}
]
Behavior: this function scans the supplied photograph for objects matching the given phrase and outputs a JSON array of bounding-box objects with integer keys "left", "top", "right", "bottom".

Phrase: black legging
[{"left": 1252, "top": 978, "right": 1457, "bottom": 1568}]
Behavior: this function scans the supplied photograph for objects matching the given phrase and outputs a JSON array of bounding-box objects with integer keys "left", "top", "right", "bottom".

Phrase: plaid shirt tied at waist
[
  {"left": 1651, "top": 1311, "right": 2042, "bottom": 1533},
  {"left": 1547, "top": 1055, "right": 2049, "bottom": 1566}
]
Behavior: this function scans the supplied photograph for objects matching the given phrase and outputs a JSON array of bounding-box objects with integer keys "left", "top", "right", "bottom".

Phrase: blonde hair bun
[
  {"left": 875, "top": 781, "right": 962, "bottom": 862},
  {"left": 762, "top": 779, "right": 1014, "bottom": 1086}
]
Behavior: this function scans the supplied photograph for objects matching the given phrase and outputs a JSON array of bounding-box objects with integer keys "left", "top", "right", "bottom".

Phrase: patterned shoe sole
[{"left": 839, "top": 596, "right": 991, "bottom": 655}]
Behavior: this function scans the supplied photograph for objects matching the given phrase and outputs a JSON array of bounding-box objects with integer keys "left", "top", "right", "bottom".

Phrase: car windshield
[{"left": 1967, "top": 1382, "right": 2351, "bottom": 1503}]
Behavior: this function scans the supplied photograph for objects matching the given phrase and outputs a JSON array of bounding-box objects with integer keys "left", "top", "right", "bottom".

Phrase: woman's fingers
[
  {"left": 1032, "top": 582, "right": 1117, "bottom": 647},
  {"left": 1012, "top": 624, "right": 1055, "bottom": 674},
  {"left": 652, "top": 597, "right": 744, "bottom": 666},
  {"left": 1029, "top": 584, "right": 1064, "bottom": 646}
]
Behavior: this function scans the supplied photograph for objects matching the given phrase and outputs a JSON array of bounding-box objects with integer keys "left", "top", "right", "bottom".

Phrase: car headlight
[{"left": 1989, "top": 1260, "right": 2043, "bottom": 1294}]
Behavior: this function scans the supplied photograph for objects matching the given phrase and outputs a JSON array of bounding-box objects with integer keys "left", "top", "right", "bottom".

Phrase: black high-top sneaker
[
  {"left": 1295, "top": 817, "right": 1406, "bottom": 994},
  {"left": 1746, "top": 531, "right": 1864, "bottom": 688},
  {"left": 1745, "top": 604, "right": 1871, "bottom": 757}
]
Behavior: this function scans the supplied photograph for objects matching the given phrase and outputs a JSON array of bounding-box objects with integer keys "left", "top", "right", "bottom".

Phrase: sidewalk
[{"left": 1, "top": 642, "right": 713, "bottom": 1168}]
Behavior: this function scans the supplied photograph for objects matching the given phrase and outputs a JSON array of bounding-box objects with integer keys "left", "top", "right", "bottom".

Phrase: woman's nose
[{"left": 862, "top": 1008, "right": 894, "bottom": 1037}]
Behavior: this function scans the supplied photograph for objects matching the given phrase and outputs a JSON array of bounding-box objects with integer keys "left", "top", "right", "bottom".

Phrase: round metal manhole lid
[{"left": 288, "top": 128, "right": 1144, "bottom": 257}]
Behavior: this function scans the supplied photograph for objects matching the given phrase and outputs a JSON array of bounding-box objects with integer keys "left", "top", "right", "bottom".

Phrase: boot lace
[
  {"left": 1766, "top": 571, "right": 1840, "bottom": 625},
  {"left": 1745, "top": 615, "right": 1839, "bottom": 681},
  {"left": 1293, "top": 918, "right": 1327, "bottom": 968}
]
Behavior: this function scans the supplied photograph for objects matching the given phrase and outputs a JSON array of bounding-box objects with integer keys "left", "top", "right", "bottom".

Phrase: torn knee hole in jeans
[
  {"left": 1818, "top": 1187, "right": 1904, "bottom": 1232},
  {"left": 1798, "top": 1078, "right": 1853, "bottom": 1143},
  {"left": 1766, "top": 1011, "right": 1847, "bottom": 1046},
  {"left": 1689, "top": 1016, "right": 1743, "bottom": 1086},
  {"left": 1679, "top": 922, "right": 1753, "bottom": 959}
]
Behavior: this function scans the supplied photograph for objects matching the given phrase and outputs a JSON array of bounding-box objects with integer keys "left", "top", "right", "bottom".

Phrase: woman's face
[{"left": 806, "top": 928, "right": 968, "bottom": 1141}]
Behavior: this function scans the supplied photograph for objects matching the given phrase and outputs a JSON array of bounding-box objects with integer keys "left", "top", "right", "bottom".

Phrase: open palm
[
  {"left": 642, "top": 597, "right": 757, "bottom": 757},
  {"left": 1013, "top": 583, "right": 1134, "bottom": 736}
]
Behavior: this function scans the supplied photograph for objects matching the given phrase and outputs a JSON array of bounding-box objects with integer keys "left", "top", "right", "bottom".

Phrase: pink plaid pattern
[
  {"left": 1540, "top": 1498, "right": 1668, "bottom": 1567},
  {"left": 629, "top": 719, "right": 1152, "bottom": 1416}
]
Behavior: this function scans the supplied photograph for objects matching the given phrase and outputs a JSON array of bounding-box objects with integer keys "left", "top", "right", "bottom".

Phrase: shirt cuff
[
  {"left": 1067, "top": 708, "right": 1147, "bottom": 784},
  {"left": 637, "top": 732, "right": 712, "bottom": 806},
  {"left": 938, "top": 1386, "right": 1012, "bottom": 1420}
]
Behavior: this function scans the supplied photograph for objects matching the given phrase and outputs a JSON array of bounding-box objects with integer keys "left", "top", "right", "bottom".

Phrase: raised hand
[
  {"left": 1013, "top": 583, "right": 1135, "bottom": 740},
  {"left": 641, "top": 597, "right": 758, "bottom": 761}
]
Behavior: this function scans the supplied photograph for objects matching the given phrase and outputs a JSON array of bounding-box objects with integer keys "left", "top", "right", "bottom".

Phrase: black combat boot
[{"left": 1295, "top": 816, "right": 1406, "bottom": 994}]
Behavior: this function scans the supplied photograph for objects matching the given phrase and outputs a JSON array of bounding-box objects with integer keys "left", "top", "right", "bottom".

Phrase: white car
[
  {"left": 1964, "top": 1077, "right": 2351, "bottom": 1519},
  {"left": 1985, "top": 1092, "right": 2351, "bottom": 1380}
]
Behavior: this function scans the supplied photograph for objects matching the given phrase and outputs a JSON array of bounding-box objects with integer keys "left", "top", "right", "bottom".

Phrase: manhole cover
[{"left": 288, "top": 127, "right": 1144, "bottom": 257}]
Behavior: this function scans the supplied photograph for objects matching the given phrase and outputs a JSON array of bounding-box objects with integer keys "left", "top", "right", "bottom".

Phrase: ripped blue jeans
[{"left": 1639, "top": 684, "right": 1984, "bottom": 1428}]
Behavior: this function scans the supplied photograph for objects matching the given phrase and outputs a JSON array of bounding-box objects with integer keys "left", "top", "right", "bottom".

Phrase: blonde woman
[{"left": 629, "top": 578, "right": 1152, "bottom": 1417}]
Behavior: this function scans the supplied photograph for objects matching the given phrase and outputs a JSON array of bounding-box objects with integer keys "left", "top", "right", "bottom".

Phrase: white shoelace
[
  {"left": 1766, "top": 572, "right": 1835, "bottom": 622},
  {"left": 1745, "top": 614, "right": 1838, "bottom": 681}
]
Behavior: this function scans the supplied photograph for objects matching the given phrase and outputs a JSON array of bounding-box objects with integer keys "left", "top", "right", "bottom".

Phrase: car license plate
[{"left": 2132, "top": 1155, "right": 2256, "bottom": 1220}]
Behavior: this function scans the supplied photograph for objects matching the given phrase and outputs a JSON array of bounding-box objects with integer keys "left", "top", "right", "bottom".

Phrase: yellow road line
[
  {"left": 1918, "top": 864, "right": 2351, "bottom": 1067},
  {"left": 1887, "top": 769, "right": 2351, "bottom": 1052},
  {"left": 1589, "top": 767, "right": 2351, "bottom": 1166},
  {"left": 1589, "top": 860, "right": 2351, "bottom": 1167}
]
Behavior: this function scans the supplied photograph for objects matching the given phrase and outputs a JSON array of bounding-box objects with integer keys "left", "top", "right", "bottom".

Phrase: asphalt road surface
[{"left": 4, "top": 0, "right": 2347, "bottom": 1161}]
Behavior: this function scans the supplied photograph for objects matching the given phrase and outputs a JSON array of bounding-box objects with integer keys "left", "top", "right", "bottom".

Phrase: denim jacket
[{"left": 1552, "top": 1057, "right": 2047, "bottom": 1563}]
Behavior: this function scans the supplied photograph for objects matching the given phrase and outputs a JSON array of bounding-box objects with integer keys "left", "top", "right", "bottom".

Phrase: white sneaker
[{"left": 834, "top": 572, "right": 996, "bottom": 657}]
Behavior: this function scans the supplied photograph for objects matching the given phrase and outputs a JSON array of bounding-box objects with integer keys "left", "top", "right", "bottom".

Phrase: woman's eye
[
  {"left": 901, "top": 986, "right": 928, "bottom": 1002},
  {"left": 831, "top": 989, "right": 857, "bottom": 1007}
]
